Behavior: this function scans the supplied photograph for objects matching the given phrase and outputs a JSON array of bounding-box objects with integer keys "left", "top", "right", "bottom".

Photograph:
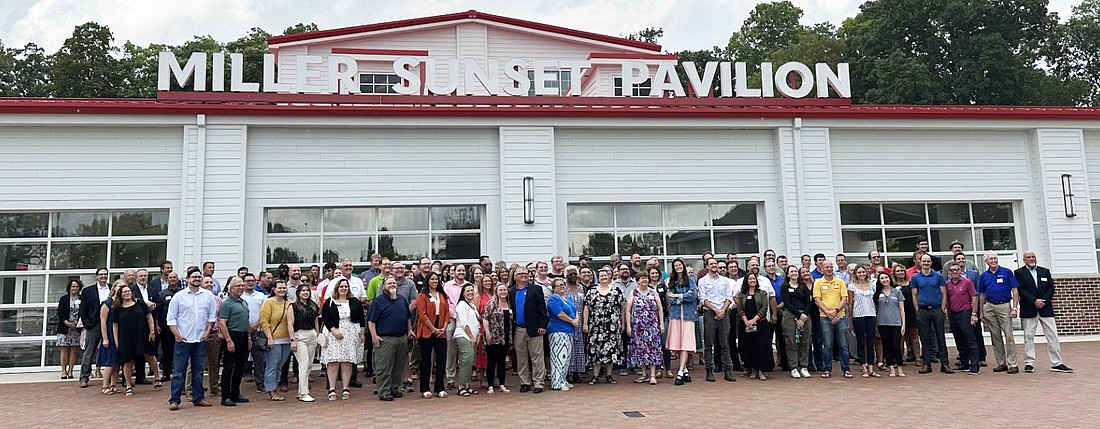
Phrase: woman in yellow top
[{"left": 261, "top": 280, "right": 292, "bottom": 401}]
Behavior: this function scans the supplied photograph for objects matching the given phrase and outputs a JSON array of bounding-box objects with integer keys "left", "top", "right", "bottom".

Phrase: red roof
[
  {"left": 267, "top": 10, "right": 662, "bottom": 52},
  {"left": 2, "top": 96, "right": 1100, "bottom": 121}
]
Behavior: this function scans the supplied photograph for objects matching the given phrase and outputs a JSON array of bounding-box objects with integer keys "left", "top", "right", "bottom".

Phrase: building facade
[{"left": 2, "top": 10, "right": 1099, "bottom": 372}]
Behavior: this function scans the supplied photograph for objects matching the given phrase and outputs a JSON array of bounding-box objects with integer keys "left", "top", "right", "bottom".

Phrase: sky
[{"left": 0, "top": 0, "right": 1082, "bottom": 54}]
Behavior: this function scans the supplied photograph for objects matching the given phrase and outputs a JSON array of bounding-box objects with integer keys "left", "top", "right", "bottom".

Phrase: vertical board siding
[
  {"left": 500, "top": 127, "right": 557, "bottom": 261},
  {"left": 1035, "top": 129, "right": 1096, "bottom": 274}
]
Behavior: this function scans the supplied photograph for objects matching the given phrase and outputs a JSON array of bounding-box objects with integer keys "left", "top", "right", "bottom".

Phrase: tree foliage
[
  {"left": 50, "top": 22, "right": 126, "bottom": 98},
  {"left": 1053, "top": 0, "right": 1100, "bottom": 105},
  {"left": 626, "top": 27, "right": 664, "bottom": 44}
]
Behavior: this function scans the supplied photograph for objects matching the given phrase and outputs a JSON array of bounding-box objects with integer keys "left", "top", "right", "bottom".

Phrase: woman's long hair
[
  {"left": 668, "top": 257, "right": 690, "bottom": 289},
  {"left": 419, "top": 271, "right": 447, "bottom": 300}
]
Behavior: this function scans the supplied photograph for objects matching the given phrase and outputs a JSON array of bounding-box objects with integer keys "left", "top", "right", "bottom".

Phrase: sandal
[
  {"left": 107, "top": 386, "right": 118, "bottom": 395},
  {"left": 821, "top": 372, "right": 831, "bottom": 378},
  {"left": 605, "top": 375, "right": 616, "bottom": 384},
  {"left": 634, "top": 376, "right": 649, "bottom": 383},
  {"left": 269, "top": 392, "right": 286, "bottom": 401},
  {"left": 589, "top": 377, "right": 598, "bottom": 385},
  {"left": 870, "top": 371, "right": 882, "bottom": 378},
  {"left": 101, "top": 387, "right": 110, "bottom": 395},
  {"left": 458, "top": 388, "right": 470, "bottom": 397},
  {"left": 843, "top": 372, "right": 854, "bottom": 378},
  {"left": 327, "top": 389, "right": 337, "bottom": 401},
  {"left": 125, "top": 386, "right": 134, "bottom": 396},
  {"left": 897, "top": 370, "right": 906, "bottom": 377},
  {"left": 153, "top": 381, "right": 162, "bottom": 391},
  {"left": 341, "top": 389, "right": 350, "bottom": 400},
  {"left": 861, "top": 371, "right": 870, "bottom": 378}
]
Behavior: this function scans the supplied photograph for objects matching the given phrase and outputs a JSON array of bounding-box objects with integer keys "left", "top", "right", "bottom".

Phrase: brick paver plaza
[{"left": 2, "top": 342, "right": 1093, "bottom": 428}]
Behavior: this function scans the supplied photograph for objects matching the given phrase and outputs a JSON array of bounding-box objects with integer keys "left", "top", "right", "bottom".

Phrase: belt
[
  {"left": 919, "top": 305, "right": 936, "bottom": 310},
  {"left": 988, "top": 300, "right": 1009, "bottom": 305}
]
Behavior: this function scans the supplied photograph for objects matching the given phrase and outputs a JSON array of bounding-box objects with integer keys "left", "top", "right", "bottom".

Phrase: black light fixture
[
  {"left": 523, "top": 176, "right": 535, "bottom": 224},
  {"left": 1062, "top": 173, "right": 1077, "bottom": 218}
]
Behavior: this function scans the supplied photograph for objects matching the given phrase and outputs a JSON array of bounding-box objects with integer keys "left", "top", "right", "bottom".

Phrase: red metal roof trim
[
  {"left": 330, "top": 48, "right": 430, "bottom": 56},
  {"left": 2, "top": 97, "right": 1100, "bottom": 121},
  {"left": 267, "top": 10, "right": 661, "bottom": 51}
]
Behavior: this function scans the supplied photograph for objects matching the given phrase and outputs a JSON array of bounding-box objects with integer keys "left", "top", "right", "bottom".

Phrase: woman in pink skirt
[{"left": 665, "top": 258, "right": 698, "bottom": 386}]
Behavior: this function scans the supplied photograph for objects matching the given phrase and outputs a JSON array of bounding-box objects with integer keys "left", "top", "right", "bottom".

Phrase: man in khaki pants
[
  {"left": 977, "top": 252, "right": 1019, "bottom": 374},
  {"left": 508, "top": 268, "right": 548, "bottom": 393}
]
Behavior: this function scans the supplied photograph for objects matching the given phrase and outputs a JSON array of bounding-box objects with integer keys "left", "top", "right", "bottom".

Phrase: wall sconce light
[
  {"left": 523, "top": 176, "right": 535, "bottom": 224},
  {"left": 1062, "top": 174, "right": 1077, "bottom": 218}
]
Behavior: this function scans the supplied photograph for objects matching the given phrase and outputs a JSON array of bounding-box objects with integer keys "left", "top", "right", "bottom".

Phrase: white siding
[
  {"left": 499, "top": 127, "right": 557, "bottom": 262},
  {"left": 0, "top": 126, "right": 183, "bottom": 206},
  {"left": 201, "top": 126, "right": 247, "bottom": 268},
  {"left": 242, "top": 127, "right": 500, "bottom": 266},
  {"left": 553, "top": 128, "right": 785, "bottom": 255},
  {"left": 181, "top": 126, "right": 200, "bottom": 261},
  {"left": 789, "top": 127, "right": 840, "bottom": 254},
  {"left": 831, "top": 130, "right": 1032, "bottom": 199},
  {"left": 1034, "top": 129, "right": 1096, "bottom": 274}
]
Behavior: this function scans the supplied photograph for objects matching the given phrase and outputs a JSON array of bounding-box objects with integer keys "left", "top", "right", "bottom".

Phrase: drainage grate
[{"left": 623, "top": 411, "right": 646, "bottom": 418}]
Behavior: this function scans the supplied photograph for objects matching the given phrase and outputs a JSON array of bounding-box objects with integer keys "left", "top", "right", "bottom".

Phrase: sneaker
[
  {"left": 299, "top": 394, "right": 315, "bottom": 402},
  {"left": 791, "top": 369, "right": 801, "bottom": 379},
  {"left": 968, "top": 367, "right": 979, "bottom": 375},
  {"left": 1051, "top": 364, "right": 1074, "bottom": 373},
  {"left": 799, "top": 368, "right": 811, "bottom": 378},
  {"left": 1024, "top": 364, "right": 1035, "bottom": 373}
]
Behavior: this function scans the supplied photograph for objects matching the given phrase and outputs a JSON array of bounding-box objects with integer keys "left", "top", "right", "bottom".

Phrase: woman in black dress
[
  {"left": 113, "top": 285, "right": 155, "bottom": 396},
  {"left": 735, "top": 274, "right": 771, "bottom": 380}
]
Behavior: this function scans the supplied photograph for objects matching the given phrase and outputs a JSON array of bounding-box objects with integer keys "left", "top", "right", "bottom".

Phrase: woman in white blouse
[{"left": 454, "top": 284, "right": 481, "bottom": 396}]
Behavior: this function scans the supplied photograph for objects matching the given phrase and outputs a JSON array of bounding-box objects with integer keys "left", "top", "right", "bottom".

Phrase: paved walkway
[{"left": 1, "top": 342, "right": 1093, "bottom": 428}]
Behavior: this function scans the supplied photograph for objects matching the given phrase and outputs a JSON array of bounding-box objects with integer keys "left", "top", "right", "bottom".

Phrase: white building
[{"left": 2, "top": 10, "right": 1099, "bottom": 372}]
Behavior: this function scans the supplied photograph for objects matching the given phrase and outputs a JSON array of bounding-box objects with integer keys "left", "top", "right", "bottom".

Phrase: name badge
[
  {"left": 996, "top": 278, "right": 1004, "bottom": 284},
  {"left": 821, "top": 285, "right": 828, "bottom": 290},
  {"left": 1040, "top": 277, "right": 1049, "bottom": 282}
]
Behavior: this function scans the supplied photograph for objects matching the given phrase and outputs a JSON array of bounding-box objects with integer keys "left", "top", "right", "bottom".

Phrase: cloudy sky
[{"left": 0, "top": 0, "right": 1081, "bottom": 53}]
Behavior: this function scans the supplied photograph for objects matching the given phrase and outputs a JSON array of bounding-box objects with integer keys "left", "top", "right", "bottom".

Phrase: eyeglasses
[
  {"left": 870, "top": 256, "right": 880, "bottom": 259},
  {"left": 97, "top": 273, "right": 108, "bottom": 277},
  {"left": 949, "top": 269, "right": 959, "bottom": 272}
]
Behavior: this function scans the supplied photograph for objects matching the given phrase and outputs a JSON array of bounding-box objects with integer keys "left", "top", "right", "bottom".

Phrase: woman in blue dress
[{"left": 98, "top": 280, "right": 124, "bottom": 395}]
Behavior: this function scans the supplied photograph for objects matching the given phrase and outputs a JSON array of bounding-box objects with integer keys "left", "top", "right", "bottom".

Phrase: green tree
[
  {"left": 120, "top": 41, "right": 167, "bottom": 98},
  {"left": 676, "top": 48, "right": 723, "bottom": 94},
  {"left": 50, "top": 22, "right": 126, "bottom": 97},
  {"left": 1053, "top": 0, "right": 1100, "bottom": 105},
  {"left": 725, "top": 1, "right": 805, "bottom": 65},
  {"left": 626, "top": 27, "right": 664, "bottom": 44},
  {"left": 224, "top": 27, "right": 270, "bottom": 86},
  {"left": 843, "top": 0, "right": 1086, "bottom": 105},
  {"left": 283, "top": 23, "right": 319, "bottom": 35}
]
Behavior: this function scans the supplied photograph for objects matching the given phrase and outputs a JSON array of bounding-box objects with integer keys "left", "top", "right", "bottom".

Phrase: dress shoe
[
  {"left": 723, "top": 370, "right": 736, "bottom": 382},
  {"left": 194, "top": 399, "right": 213, "bottom": 407},
  {"left": 168, "top": 402, "right": 180, "bottom": 411},
  {"left": 379, "top": 395, "right": 394, "bottom": 401},
  {"left": 1007, "top": 367, "right": 1019, "bottom": 374},
  {"left": 533, "top": 387, "right": 544, "bottom": 394},
  {"left": 674, "top": 375, "right": 684, "bottom": 386},
  {"left": 682, "top": 373, "right": 692, "bottom": 383},
  {"left": 349, "top": 380, "right": 363, "bottom": 388},
  {"left": 220, "top": 399, "right": 237, "bottom": 407},
  {"left": 519, "top": 384, "right": 531, "bottom": 393},
  {"left": 705, "top": 369, "right": 715, "bottom": 382},
  {"left": 391, "top": 391, "right": 404, "bottom": 398},
  {"left": 233, "top": 396, "right": 250, "bottom": 403},
  {"left": 918, "top": 365, "right": 932, "bottom": 374},
  {"left": 992, "top": 365, "right": 1008, "bottom": 372},
  {"left": 940, "top": 365, "right": 955, "bottom": 374}
]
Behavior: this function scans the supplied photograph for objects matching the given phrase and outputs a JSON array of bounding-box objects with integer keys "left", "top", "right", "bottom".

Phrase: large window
[
  {"left": 527, "top": 70, "right": 572, "bottom": 96},
  {"left": 0, "top": 210, "right": 168, "bottom": 370},
  {"left": 567, "top": 203, "right": 759, "bottom": 269},
  {"left": 840, "top": 202, "right": 1018, "bottom": 268},
  {"left": 359, "top": 73, "right": 401, "bottom": 94},
  {"left": 265, "top": 206, "right": 483, "bottom": 269},
  {"left": 613, "top": 77, "right": 653, "bottom": 97}
]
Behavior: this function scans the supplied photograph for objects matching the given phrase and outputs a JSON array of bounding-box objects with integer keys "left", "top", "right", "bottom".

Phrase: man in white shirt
[
  {"left": 697, "top": 258, "right": 736, "bottom": 382},
  {"left": 325, "top": 259, "right": 365, "bottom": 301},
  {"left": 166, "top": 267, "right": 218, "bottom": 409}
]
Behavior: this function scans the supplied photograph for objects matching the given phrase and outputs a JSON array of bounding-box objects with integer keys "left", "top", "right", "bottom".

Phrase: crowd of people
[{"left": 59, "top": 237, "right": 1073, "bottom": 410}]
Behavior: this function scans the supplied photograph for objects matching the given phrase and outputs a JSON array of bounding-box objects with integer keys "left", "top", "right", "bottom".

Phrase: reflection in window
[
  {"left": 1, "top": 243, "right": 47, "bottom": 271},
  {"left": 52, "top": 212, "right": 109, "bottom": 237},
  {"left": 267, "top": 209, "right": 321, "bottom": 233},
  {"left": 0, "top": 213, "right": 48, "bottom": 238},
  {"left": 49, "top": 242, "right": 107, "bottom": 270},
  {"left": 112, "top": 211, "right": 169, "bottom": 236},
  {"left": 378, "top": 235, "right": 429, "bottom": 261},
  {"left": 566, "top": 203, "right": 760, "bottom": 268},
  {"left": 378, "top": 207, "right": 429, "bottom": 231},
  {"left": 1, "top": 275, "right": 46, "bottom": 305},
  {"left": 839, "top": 202, "right": 1017, "bottom": 269}
]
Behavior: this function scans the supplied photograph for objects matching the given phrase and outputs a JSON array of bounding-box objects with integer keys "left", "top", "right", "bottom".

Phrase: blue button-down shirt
[
  {"left": 910, "top": 270, "right": 946, "bottom": 307},
  {"left": 166, "top": 287, "right": 218, "bottom": 343},
  {"left": 767, "top": 274, "right": 785, "bottom": 304},
  {"left": 978, "top": 266, "right": 1018, "bottom": 304},
  {"left": 366, "top": 293, "right": 410, "bottom": 337}
]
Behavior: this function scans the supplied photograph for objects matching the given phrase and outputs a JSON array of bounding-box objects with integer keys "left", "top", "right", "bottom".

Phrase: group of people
[{"left": 58, "top": 239, "right": 1072, "bottom": 410}]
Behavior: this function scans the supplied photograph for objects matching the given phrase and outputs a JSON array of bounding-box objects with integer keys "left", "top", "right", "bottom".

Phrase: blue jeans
[
  {"left": 170, "top": 341, "right": 207, "bottom": 405},
  {"left": 264, "top": 343, "right": 291, "bottom": 392},
  {"left": 819, "top": 316, "right": 850, "bottom": 373}
]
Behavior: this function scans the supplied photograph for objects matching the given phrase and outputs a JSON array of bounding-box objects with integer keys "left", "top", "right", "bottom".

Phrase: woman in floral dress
[
  {"left": 584, "top": 269, "right": 624, "bottom": 384},
  {"left": 626, "top": 273, "right": 664, "bottom": 384}
]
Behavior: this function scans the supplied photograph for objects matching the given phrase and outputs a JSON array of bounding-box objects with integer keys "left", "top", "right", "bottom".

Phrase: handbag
[{"left": 316, "top": 330, "right": 329, "bottom": 349}]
